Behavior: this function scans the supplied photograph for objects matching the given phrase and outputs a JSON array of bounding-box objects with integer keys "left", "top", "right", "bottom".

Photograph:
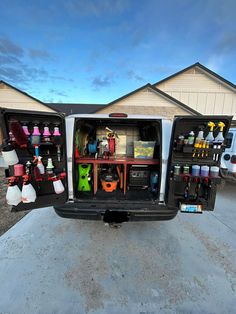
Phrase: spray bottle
[
  {"left": 21, "top": 175, "right": 37, "bottom": 203},
  {"left": 6, "top": 177, "right": 22, "bottom": 206},
  {"left": 205, "top": 121, "right": 215, "bottom": 143},
  {"left": 197, "top": 126, "right": 204, "bottom": 140},
  {"left": 37, "top": 156, "right": 45, "bottom": 174},
  {"left": 214, "top": 122, "right": 225, "bottom": 143}
]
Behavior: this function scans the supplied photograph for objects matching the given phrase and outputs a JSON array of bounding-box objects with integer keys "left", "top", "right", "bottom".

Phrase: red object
[
  {"left": 108, "top": 138, "right": 115, "bottom": 154},
  {"left": 14, "top": 164, "right": 24, "bottom": 176},
  {"left": 34, "top": 167, "right": 42, "bottom": 181},
  {"left": 109, "top": 113, "right": 128, "bottom": 118},
  {"left": 9, "top": 121, "right": 28, "bottom": 147},
  {"left": 75, "top": 147, "right": 80, "bottom": 158}
]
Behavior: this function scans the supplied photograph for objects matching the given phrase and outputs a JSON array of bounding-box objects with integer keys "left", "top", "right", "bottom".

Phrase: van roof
[{"left": 66, "top": 113, "right": 172, "bottom": 121}]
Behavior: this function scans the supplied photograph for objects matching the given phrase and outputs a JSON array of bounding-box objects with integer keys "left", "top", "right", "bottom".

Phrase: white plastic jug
[
  {"left": 21, "top": 183, "right": 37, "bottom": 203},
  {"left": 53, "top": 179, "right": 65, "bottom": 194},
  {"left": 2, "top": 149, "right": 19, "bottom": 166},
  {"left": 6, "top": 185, "right": 22, "bottom": 206}
]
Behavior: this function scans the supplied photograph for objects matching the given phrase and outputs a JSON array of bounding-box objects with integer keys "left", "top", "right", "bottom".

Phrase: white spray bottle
[
  {"left": 37, "top": 156, "right": 45, "bottom": 174},
  {"left": 214, "top": 122, "right": 225, "bottom": 143},
  {"left": 205, "top": 121, "right": 215, "bottom": 143}
]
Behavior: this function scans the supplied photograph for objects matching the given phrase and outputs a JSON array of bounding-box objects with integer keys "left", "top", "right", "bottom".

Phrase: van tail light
[
  {"left": 231, "top": 155, "right": 236, "bottom": 164},
  {"left": 109, "top": 113, "right": 128, "bottom": 118}
]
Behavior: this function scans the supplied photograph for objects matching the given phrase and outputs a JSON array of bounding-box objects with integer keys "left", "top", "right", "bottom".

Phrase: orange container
[{"left": 101, "top": 180, "right": 119, "bottom": 192}]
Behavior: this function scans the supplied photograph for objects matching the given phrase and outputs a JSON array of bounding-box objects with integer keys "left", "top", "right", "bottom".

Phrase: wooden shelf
[
  {"left": 76, "top": 157, "right": 159, "bottom": 165},
  {"left": 76, "top": 157, "right": 159, "bottom": 195}
]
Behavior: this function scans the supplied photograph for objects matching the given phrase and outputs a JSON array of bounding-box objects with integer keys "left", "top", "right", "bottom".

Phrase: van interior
[{"left": 73, "top": 117, "right": 162, "bottom": 203}]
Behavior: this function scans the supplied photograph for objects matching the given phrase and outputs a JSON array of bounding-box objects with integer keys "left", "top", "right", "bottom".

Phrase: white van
[
  {"left": 0, "top": 108, "right": 232, "bottom": 224},
  {"left": 221, "top": 127, "right": 236, "bottom": 176}
]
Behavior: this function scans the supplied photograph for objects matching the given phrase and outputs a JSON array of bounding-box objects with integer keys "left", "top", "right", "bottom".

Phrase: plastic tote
[{"left": 133, "top": 141, "right": 155, "bottom": 159}]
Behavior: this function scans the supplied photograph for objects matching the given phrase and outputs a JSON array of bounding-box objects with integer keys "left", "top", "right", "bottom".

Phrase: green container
[{"left": 78, "top": 164, "right": 92, "bottom": 192}]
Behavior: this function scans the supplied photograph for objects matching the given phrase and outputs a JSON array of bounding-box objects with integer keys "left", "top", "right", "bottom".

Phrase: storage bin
[{"left": 133, "top": 141, "right": 155, "bottom": 159}]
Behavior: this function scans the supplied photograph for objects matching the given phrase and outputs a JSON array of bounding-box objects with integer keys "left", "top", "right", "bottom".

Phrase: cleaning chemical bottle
[
  {"left": 6, "top": 177, "right": 22, "bottom": 206},
  {"left": 37, "top": 156, "right": 45, "bottom": 174},
  {"left": 42, "top": 126, "right": 51, "bottom": 142},
  {"left": 53, "top": 126, "right": 62, "bottom": 162},
  {"left": 1, "top": 140, "right": 19, "bottom": 166},
  {"left": 197, "top": 126, "right": 204, "bottom": 140},
  {"left": 205, "top": 121, "right": 215, "bottom": 143},
  {"left": 188, "top": 131, "right": 195, "bottom": 145},
  {"left": 46, "top": 158, "right": 54, "bottom": 174},
  {"left": 21, "top": 175, "right": 37, "bottom": 203},
  {"left": 53, "top": 178, "right": 65, "bottom": 194},
  {"left": 214, "top": 121, "right": 225, "bottom": 143},
  {"left": 31, "top": 125, "right": 41, "bottom": 157},
  {"left": 22, "top": 125, "right": 30, "bottom": 137}
]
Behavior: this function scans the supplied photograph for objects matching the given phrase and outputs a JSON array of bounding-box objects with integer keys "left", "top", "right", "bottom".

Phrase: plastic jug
[
  {"left": 6, "top": 184, "right": 22, "bottom": 206},
  {"left": 53, "top": 179, "right": 65, "bottom": 194},
  {"left": 2, "top": 142, "right": 19, "bottom": 166},
  {"left": 21, "top": 183, "right": 37, "bottom": 203}
]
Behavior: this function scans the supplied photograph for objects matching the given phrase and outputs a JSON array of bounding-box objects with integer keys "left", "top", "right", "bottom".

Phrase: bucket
[
  {"left": 191, "top": 165, "right": 200, "bottom": 176},
  {"left": 200, "top": 165, "right": 209, "bottom": 177},
  {"left": 210, "top": 166, "right": 219, "bottom": 177}
]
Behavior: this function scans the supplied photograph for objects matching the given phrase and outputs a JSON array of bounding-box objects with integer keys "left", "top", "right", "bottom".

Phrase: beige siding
[
  {"left": 0, "top": 83, "right": 55, "bottom": 112},
  {"left": 156, "top": 67, "right": 236, "bottom": 119},
  {"left": 96, "top": 87, "right": 190, "bottom": 119}
]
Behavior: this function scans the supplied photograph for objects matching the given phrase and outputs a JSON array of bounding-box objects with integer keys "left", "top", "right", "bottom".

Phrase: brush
[{"left": 9, "top": 121, "right": 28, "bottom": 147}]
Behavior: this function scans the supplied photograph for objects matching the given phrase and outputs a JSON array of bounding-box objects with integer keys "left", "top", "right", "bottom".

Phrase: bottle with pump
[
  {"left": 6, "top": 177, "right": 22, "bottom": 206},
  {"left": 205, "top": 121, "right": 215, "bottom": 143},
  {"left": 21, "top": 175, "right": 37, "bottom": 203}
]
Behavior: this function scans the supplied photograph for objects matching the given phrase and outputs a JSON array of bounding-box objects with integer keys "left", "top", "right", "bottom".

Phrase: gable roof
[
  {"left": 96, "top": 83, "right": 200, "bottom": 115},
  {"left": 154, "top": 62, "right": 236, "bottom": 91},
  {"left": 0, "top": 80, "right": 58, "bottom": 112},
  {"left": 46, "top": 103, "right": 107, "bottom": 115}
]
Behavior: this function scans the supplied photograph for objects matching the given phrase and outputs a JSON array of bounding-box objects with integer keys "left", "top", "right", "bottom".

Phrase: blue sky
[{"left": 0, "top": 0, "right": 235, "bottom": 104}]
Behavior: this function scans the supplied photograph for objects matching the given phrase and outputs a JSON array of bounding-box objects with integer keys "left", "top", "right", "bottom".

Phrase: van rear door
[
  {"left": 0, "top": 108, "right": 68, "bottom": 211},
  {"left": 166, "top": 115, "right": 232, "bottom": 212}
]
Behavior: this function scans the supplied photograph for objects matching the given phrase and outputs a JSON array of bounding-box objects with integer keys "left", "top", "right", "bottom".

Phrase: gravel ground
[{"left": 0, "top": 169, "right": 30, "bottom": 236}]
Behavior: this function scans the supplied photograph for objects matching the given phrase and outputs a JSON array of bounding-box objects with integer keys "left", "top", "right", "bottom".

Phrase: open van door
[
  {"left": 0, "top": 108, "right": 68, "bottom": 211},
  {"left": 166, "top": 115, "right": 232, "bottom": 213}
]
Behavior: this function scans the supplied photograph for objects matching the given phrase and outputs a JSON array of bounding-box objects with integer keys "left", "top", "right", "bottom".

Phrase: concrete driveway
[{"left": 0, "top": 184, "right": 236, "bottom": 314}]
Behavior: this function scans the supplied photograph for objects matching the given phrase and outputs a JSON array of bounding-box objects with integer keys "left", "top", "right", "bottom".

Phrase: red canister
[{"left": 14, "top": 164, "right": 24, "bottom": 176}]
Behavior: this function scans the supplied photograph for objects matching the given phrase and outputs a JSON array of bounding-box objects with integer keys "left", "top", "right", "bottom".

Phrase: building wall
[
  {"left": 156, "top": 67, "right": 236, "bottom": 119},
  {"left": 0, "top": 82, "right": 55, "bottom": 112},
  {"left": 96, "top": 87, "right": 190, "bottom": 119}
]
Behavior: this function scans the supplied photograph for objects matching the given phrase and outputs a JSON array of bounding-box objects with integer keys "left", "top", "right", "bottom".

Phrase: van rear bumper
[{"left": 54, "top": 203, "right": 178, "bottom": 222}]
